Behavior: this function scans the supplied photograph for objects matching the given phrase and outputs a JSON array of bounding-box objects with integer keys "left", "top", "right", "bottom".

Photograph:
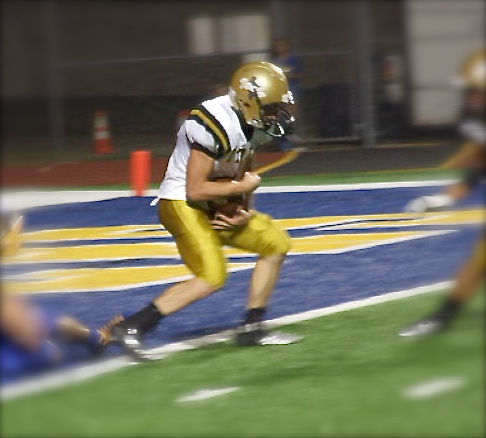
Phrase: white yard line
[
  {"left": 256, "top": 180, "right": 456, "bottom": 192},
  {"left": 2, "top": 180, "right": 455, "bottom": 210},
  {"left": 403, "top": 377, "right": 466, "bottom": 399},
  {"left": 176, "top": 387, "right": 241, "bottom": 403},
  {"left": 1, "top": 280, "right": 451, "bottom": 401}
]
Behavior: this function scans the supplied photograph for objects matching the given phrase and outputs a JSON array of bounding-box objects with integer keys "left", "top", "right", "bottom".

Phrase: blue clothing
[
  {"left": 1, "top": 310, "right": 58, "bottom": 383},
  {"left": 272, "top": 55, "right": 303, "bottom": 97},
  {"left": 1, "top": 337, "right": 58, "bottom": 383}
]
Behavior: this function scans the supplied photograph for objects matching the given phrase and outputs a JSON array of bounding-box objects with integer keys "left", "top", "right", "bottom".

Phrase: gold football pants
[{"left": 158, "top": 200, "right": 291, "bottom": 288}]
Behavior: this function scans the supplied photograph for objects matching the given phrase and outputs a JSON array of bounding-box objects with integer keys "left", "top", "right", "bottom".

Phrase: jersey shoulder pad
[{"left": 187, "top": 101, "right": 231, "bottom": 157}]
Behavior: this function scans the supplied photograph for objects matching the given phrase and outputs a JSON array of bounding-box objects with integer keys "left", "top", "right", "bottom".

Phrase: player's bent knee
[
  {"left": 265, "top": 232, "right": 292, "bottom": 257},
  {"left": 201, "top": 269, "right": 228, "bottom": 291},
  {"left": 279, "top": 234, "right": 292, "bottom": 255}
]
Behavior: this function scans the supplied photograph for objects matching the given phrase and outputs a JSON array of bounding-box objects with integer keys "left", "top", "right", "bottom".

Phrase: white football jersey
[{"left": 158, "top": 94, "right": 270, "bottom": 201}]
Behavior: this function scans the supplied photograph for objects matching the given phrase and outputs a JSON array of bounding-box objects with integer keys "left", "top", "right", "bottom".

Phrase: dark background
[{"left": 4, "top": 0, "right": 469, "bottom": 167}]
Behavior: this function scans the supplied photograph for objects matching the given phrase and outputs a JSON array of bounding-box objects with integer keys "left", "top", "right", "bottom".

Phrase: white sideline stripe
[
  {"left": 1, "top": 280, "right": 451, "bottom": 401},
  {"left": 256, "top": 180, "right": 455, "bottom": 192},
  {"left": 2, "top": 180, "right": 455, "bottom": 210},
  {"left": 176, "top": 387, "right": 240, "bottom": 403},
  {"left": 403, "top": 377, "right": 466, "bottom": 399}
]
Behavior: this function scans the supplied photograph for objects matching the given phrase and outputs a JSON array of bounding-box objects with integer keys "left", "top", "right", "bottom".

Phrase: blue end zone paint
[
  {"left": 9, "top": 185, "right": 485, "bottom": 363},
  {"left": 25, "top": 186, "right": 482, "bottom": 230}
]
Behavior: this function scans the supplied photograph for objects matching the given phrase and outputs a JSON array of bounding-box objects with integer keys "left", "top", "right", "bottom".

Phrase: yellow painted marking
[
  {"left": 255, "top": 150, "right": 300, "bottom": 175},
  {"left": 274, "top": 213, "right": 414, "bottom": 230},
  {"left": 275, "top": 210, "right": 484, "bottom": 229},
  {"left": 313, "top": 210, "right": 485, "bottom": 229},
  {"left": 289, "top": 231, "right": 446, "bottom": 253},
  {"left": 13, "top": 241, "right": 179, "bottom": 263},
  {"left": 9, "top": 263, "right": 253, "bottom": 294},
  {"left": 23, "top": 210, "right": 482, "bottom": 244},
  {"left": 6, "top": 232, "right": 445, "bottom": 294},
  {"left": 10, "top": 209, "right": 482, "bottom": 264},
  {"left": 9, "top": 209, "right": 482, "bottom": 294},
  {"left": 10, "top": 231, "right": 449, "bottom": 264},
  {"left": 24, "top": 225, "right": 169, "bottom": 242}
]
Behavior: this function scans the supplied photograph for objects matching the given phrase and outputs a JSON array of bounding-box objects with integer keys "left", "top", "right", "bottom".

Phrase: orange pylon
[{"left": 93, "top": 110, "right": 114, "bottom": 154}]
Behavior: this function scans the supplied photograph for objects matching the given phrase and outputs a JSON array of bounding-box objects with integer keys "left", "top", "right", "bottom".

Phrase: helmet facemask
[
  {"left": 231, "top": 80, "right": 295, "bottom": 138},
  {"left": 259, "top": 102, "right": 295, "bottom": 137}
]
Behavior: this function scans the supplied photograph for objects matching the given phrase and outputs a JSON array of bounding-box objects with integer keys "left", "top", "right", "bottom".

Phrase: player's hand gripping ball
[{"left": 209, "top": 177, "right": 252, "bottom": 230}]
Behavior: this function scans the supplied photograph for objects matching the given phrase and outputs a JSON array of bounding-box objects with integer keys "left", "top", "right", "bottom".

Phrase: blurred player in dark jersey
[{"left": 399, "top": 49, "right": 485, "bottom": 337}]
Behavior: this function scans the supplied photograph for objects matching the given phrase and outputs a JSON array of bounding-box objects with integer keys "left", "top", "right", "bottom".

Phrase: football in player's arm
[{"left": 400, "top": 50, "right": 485, "bottom": 337}]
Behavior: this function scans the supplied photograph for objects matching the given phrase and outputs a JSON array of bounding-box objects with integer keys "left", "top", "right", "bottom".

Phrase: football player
[
  {"left": 111, "top": 62, "right": 301, "bottom": 358},
  {"left": 399, "top": 49, "right": 485, "bottom": 337},
  {"left": 1, "top": 209, "right": 121, "bottom": 382}
]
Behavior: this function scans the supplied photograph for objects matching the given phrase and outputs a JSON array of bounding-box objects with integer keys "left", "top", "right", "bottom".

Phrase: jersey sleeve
[
  {"left": 460, "top": 119, "right": 486, "bottom": 146},
  {"left": 185, "top": 104, "right": 231, "bottom": 159},
  {"left": 184, "top": 119, "right": 223, "bottom": 159}
]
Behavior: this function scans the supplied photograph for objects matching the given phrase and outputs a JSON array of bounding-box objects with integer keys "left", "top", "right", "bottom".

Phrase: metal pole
[
  {"left": 43, "top": 1, "right": 65, "bottom": 160},
  {"left": 270, "top": 0, "right": 286, "bottom": 38},
  {"left": 354, "top": 0, "right": 376, "bottom": 147}
]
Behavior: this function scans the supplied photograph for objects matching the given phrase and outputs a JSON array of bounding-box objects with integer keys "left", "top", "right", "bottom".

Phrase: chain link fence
[{"left": 2, "top": 0, "right": 410, "bottom": 162}]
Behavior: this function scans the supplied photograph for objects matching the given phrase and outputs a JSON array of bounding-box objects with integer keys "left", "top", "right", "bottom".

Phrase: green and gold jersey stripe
[{"left": 189, "top": 106, "right": 230, "bottom": 154}]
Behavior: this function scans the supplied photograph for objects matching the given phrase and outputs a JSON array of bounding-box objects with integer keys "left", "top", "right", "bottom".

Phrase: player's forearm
[
  {"left": 186, "top": 149, "right": 260, "bottom": 201},
  {"left": 238, "top": 155, "right": 255, "bottom": 209},
  {"left": 187, "top": 180, "right": 248, "bottom": 201}
]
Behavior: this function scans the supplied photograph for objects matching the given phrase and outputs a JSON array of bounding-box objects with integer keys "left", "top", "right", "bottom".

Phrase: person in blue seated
[{"left": 0, "top": 210, "right": 121, "bottom": 383}]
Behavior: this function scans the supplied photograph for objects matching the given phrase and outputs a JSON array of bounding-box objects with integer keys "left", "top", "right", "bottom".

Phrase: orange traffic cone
[
  {"left": 130, "top": 150, "right": 152, "bottom": 196},
  {"left": 93, "top": 110, "right": 114, "bottom": 154}
]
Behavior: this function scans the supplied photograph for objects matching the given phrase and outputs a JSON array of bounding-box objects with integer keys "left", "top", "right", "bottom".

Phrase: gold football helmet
[
  {"left": 229, "top": 61, "right": 295, "bottom": 137},
  {"left": 454, "top": 49, "right": 485, "bottom": 90}
]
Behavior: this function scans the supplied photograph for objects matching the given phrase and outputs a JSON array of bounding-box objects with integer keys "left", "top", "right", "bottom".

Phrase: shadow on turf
[{"left": 166, "top": 323, "right": 237, "bottom": 342}]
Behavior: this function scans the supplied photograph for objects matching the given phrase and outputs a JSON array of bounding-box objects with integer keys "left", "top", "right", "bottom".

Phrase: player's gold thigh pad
[
  {"left": 158, "top": 200, "right": 227, "bottom": 288},
  {"left": 220, "top": 211, "right": 291, "bottom": 257}
]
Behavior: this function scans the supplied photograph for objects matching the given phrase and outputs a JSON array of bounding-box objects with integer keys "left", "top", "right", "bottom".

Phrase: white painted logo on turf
[
  {"left": 403, "top": 377, "right": 465, "bottom": 399},
  {"left": 176, "top": 387, "right": 240, "bottom": 403}
]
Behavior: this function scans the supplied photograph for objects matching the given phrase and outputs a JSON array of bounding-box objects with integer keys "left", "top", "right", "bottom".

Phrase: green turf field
[
  {"left": 2, "top": 289, "right": 484, "bottom": 438},
  {"left": 48, "top": 168, "right": 460, "bottom": 192}
]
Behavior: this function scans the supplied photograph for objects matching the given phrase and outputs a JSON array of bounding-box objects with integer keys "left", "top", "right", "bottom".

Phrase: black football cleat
[
  {"left": 235, "top": 322, "right": 268, "bottom": 346},
  {"left": 398, "top": 314, "right": 450, "bottom": 338},
  {"left": 110, "top": 325, "right": 148, "bottom": 361},
  {"left": 235, "top": 322, "right": 303, "bottom": 346}
]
